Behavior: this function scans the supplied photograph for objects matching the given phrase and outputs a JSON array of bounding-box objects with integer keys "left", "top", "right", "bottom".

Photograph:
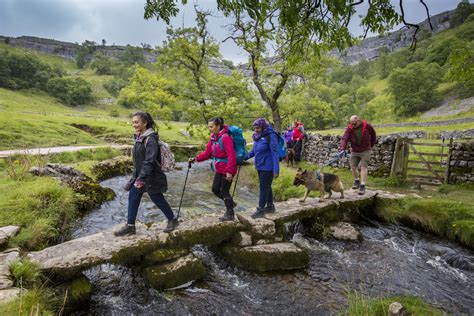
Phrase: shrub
[
  {"left": 9, "top": 258, "right": 43, "bottom": 288},
  {"left": 449, "top": 0, "right": 474, "bottom": 28},
  {"left": 47, "top": 77, "right": 93, "bottom": 105},
  {"left": 388, "top": 62, "right": 442, "bottom": 116}
]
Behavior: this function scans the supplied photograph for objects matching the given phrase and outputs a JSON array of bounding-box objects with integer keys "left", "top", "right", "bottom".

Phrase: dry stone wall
[
  {"left": 449, "top": 141, "right": 474, "bottom": 184},
  {"left": 302, "top": 134, "right": 396, "bottom": 177}
]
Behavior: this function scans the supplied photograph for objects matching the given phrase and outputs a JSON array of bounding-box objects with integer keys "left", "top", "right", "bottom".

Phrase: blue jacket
[{"left": 245, "top": 127, "right": 280, "bottom": 174}]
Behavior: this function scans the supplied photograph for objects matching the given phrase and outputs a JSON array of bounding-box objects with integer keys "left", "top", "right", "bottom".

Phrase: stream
[{"left": 72, "top": 163, "right": 473, "bottom": 315}]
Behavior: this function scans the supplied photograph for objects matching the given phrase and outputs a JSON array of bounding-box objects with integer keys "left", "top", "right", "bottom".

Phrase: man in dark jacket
[{"left": 339, "top": 115, "right": 376, "bottom": 195}]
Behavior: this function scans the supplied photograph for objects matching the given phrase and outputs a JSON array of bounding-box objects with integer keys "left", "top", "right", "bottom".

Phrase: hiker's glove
[
  {"left": 338, "top": 150, "right": 346, "bottom": 158},
  {"left": 134, "top": 179, "right": 145, "bottom": 189},
  {"left": 188, "top": 157, "right": 196, "bottom": 164}
]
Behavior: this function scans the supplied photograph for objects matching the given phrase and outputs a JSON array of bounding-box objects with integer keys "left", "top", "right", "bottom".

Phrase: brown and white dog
[{"left": 293, "top": 168, "right": 344, "bottom": 203}]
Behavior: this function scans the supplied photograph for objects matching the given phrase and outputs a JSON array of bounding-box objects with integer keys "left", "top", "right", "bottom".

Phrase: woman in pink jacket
[{"left": 189, "top": 117, "right": 237, "bottom": 221}]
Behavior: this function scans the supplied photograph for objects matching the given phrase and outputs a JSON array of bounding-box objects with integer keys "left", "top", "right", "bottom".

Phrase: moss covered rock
[
  {"left": 55, "top": 274, "right": 93, "bottom": 312},
  {"left": 91, "top": 156, "right": 133, "bottom": 181},
  {"left": 236, "top": 214, "right": 275, "bottom": 239},
  {"left": 220, "top": 242, "right": 309, "bottom": 272},
  {"left": 143, "top": 254, "right": 206, "bottom": 290},
  {"left": 143, "top": 248, "right": 189, "bottom": 266}
]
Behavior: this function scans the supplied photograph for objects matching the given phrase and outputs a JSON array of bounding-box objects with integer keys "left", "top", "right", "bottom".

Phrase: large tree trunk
[{"left": 270, "top": 102, "right": 282, "bottom": 132}]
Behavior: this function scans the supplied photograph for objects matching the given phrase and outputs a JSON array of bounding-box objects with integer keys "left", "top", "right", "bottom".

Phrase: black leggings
[{"left": 212, "top": 173, "right": 233, "bottom": 202}]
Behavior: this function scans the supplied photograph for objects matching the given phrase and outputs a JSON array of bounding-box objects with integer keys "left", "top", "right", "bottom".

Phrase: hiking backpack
[
  {"left": 214, "top": 125, "right": 248, "bottom": 165},
  {"left": 144, "top": 137, "right": 176, "bottom": 172},
  {"left": 266, "top": 132, "right": 287, "bottom": 161}
]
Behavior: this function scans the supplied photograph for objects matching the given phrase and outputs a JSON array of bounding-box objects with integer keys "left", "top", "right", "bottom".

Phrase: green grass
[
  {"left": 9, "top": 258, "right": 43, "bottom": 288},
  {"left": 0, "top": 289, "right": 56, "bottom": 316},
  {"left": 345, "top": 292, "right": 443, "bottom": 316}
]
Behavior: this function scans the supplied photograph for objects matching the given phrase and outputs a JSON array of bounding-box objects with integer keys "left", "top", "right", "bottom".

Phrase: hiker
[
  {"left": 284, "top": 124, "right": 294, "bottom": 148},
  {"left": 114, "top": 112, "right": 178, "bottom": 236},
  {"left": 189, "top": 117, "right": 237, "bottom": 221},
  {"left": 292, "top": 119, "right": 305, "bottom": 161},
  {"left": 339, "top": 115, "right": 376, "bottom": 195},
  {"left": 244, "top": 118, "right": 280, "bottom": 218}
]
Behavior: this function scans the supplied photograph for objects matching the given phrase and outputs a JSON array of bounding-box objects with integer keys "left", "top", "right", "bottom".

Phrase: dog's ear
[
  {"left": 302, "top": 169, "right": 307, "bottom": 174},
  {"left": 297, "top": 167, "right": 302, "bottom": 172}
]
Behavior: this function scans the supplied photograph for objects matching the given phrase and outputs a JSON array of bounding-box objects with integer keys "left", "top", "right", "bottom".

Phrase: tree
[
  {"left": 120, "top": 45, "right": 146, "bottom": 66},
  {"left": 144, "top": 0, "right": 412, "bottom": 131},
  {"left": 156, "top": 8, "right": 220, "bottom": 123},
  {"left": 101, "top": 39, "right": 107, "bottom": 46},
  {"left": 75, "top": 40, "right": 96, "bottom": 69},
  {"left": 90, "top": 52, "right": 114, "bottom": 75},
  {"left": 446, "top": 41, "right": 474, "bottom": 90},
  {"left": 388, "top": 62, "right": 441, "bottom": 116},
  {"left": 47, "top": 77, "right": 92, "bottom": 105},
  {"left": 450, "top": 0, "right": 474, "bottom": 28},
  {"left": 118, "top": 66, "right": 176, "bottom": 120}
]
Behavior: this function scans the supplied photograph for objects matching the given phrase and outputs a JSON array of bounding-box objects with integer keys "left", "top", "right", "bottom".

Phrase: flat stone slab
[
  {"left": 237, "top": 214, "right": 275, "bottom": 238},
  {"left": 265, "top": 190, "right": 377, "bottom": 224},
  {"left": 27, "top": 190, "right": 380, "bottom": 279},
  {"left": 0, "top": 250, "right": 19, "bottom": 289},
  {"left": 28, "top": 214, "right": 243, "bottom": 278},
  {"left": 220, "top": 242, "right": 309, "bottom": 271}
]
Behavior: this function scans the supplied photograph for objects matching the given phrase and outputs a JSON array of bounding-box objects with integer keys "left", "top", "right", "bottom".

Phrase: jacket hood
[{"left": 135, "top": 128, "right": 157, "bottom": 142}]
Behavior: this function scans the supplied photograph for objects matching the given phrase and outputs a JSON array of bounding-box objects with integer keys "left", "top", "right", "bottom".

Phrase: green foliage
[
  {"left": 118, "top": 66, "right": 176, "bottom": 119},
  {"left": 425, "top": 37, "right": 463, "bottom": 66},
  {"left": 449, "top": 0, "right": 474, "bottom": 28},
  {"left": 75, "top": 40, "right": 96, "bottom": 69},
  {"left": 0, "top": 50, "right": 64, "bottom": 90},
  {"left": 361, "top": 94, "right": 396, "bottom": 122},
  {"left": 345, "top": 292, "right": 443, "bottom": 316},
  {"left": 9, "top": 258, "right": 43, "bottom": 288},
  {"left": 0, "top": 289, "right": 56, "bottom": 315},
  {"left": 90, "top": 52, "right": 114, "bottom": 75},
  {"left": 446, "top": 41, "right": 474, "bottom": 90},
  {"left": 388, "top": 62, "right": 442, "bottom": 116},
  {"left": 47, "top": 77, "right": 93, "bottom": 105},
  {"left": 120, "top": 45, "right": 146, "bottom": 66}
]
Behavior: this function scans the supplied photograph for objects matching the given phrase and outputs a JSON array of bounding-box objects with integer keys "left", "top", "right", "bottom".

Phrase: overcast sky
[{"left": 0, "top": 0, "right": 469, "bottom": 64}]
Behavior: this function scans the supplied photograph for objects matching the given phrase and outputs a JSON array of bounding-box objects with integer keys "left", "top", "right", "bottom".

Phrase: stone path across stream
[{"left": 26, "top": 190, "right": 384, "bottom": 279}]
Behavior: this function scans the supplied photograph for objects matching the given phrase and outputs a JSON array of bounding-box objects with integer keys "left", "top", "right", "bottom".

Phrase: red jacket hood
[{"left": 210, "top": 125, "right": 229, "bottom": 142}]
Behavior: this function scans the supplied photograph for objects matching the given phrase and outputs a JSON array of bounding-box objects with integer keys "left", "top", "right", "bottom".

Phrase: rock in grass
[
  {"left": 0, "top": 288, "right": 22, "bottom": 304},
  {"left": 0, "top": 250, "right": 19, "bottom": 289},
  {"left": 388, "top": 302, "right": 408, "bottom": 316},
  {"left": 220, "top": 242, "right": 309, "bottom": 272},
  {"left": 143, "top": 254, "right": 206, "bottom": 290},
  {"left": 0, "top": 226, "right": 20, "bottom": 249}
]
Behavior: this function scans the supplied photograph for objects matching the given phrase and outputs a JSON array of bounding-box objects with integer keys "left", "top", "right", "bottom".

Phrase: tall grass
[{"left": 345, "top": 292, "right": 443, "bottom": 315}]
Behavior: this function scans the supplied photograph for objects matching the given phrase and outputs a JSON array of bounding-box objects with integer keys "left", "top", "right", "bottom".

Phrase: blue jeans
[
  {"left": 127, "top": 186, "right": 174, "bottom": 225},
  {"left": 258, "top": 170, "right": 274, "bottom": 209}
]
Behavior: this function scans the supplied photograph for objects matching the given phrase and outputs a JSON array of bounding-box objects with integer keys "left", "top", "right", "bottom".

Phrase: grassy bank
[
  {"left": 0, "top": 147, "right": 123, "bottom": 250},
  {"left": 344, "top": 292, "right": 443, "bottom": 315}
]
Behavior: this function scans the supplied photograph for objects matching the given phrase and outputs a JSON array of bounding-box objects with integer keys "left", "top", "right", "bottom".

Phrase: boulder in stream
[
  {"left": 329, "top": 222, "right": 363, "bottom": 242},
  {"left": 220, "top": 242, "right": 309, "bottom": 272},
  {"left": 143, "top": 254, "right": 206, "bottom": 290}
]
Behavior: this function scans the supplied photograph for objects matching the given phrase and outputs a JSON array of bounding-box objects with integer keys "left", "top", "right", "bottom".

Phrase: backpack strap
[{"left": 143, "top": 135, "right": 162, "bottom": 167}]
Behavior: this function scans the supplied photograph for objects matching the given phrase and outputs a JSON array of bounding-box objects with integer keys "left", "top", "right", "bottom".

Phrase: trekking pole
[
  {"left": 177, "top": 161, "right": 192, "bottom": 218},
  {"left": 232, "top": 165, "right": 241, "bottom": 199}
]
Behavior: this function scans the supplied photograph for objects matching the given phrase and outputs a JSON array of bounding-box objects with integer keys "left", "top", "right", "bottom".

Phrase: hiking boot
[
  {"left": 358, "top": 184, "right": 366, "bottom": 195},
  {"left": 114, "top": 224, "right": 136, "bottom": 236},
  {"left": 251, "top": 207, "right": 266, "bottom": 219},
  {"left": 352, "top": 179, "right": 360, "bottom": 190},
  {"left": 263, "top": 204, "right": 276, "bottom": 213},
  {"left": 163, "top": 217, "right": 178, "bottom": 233},
  {"left": 219, "top": 209, "right": 235, "bottom": 222}
]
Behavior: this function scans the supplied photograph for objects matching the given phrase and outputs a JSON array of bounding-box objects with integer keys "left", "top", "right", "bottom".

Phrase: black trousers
[
  {"left": 294, "top": 139, "right": 303, "bottom": 161},
  {"left": 212, "top": 173, "right": 234, "bottom": 207}
]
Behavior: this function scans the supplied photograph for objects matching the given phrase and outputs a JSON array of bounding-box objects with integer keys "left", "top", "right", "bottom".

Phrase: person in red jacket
[
  {"left": 339, "top": 115, "right": 376, "bottom": 195},
  {"left": 189, "top": 117, "right": 237, "bottom": 221},
  {"left": 292, "top": 120, "right": 305, "bottom": 161}
]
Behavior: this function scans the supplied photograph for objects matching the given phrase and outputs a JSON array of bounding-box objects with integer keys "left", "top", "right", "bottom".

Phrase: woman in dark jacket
[
  {"left": 114, "top": 112, "right": 177, "bottom": 236},
  {"left": 245, "top": 118, "right": 280, "bottom": 218}
]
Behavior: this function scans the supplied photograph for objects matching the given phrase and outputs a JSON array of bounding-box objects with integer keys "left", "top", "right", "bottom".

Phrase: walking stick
[
  {"left": 232, "top": 165, "right": 241, "bottom": 199},
  {"left": 177, "top": 161, "right": 192, "bottom": 218}
]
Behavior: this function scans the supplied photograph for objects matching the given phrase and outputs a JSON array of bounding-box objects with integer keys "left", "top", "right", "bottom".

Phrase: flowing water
[{"left": 72, "top": 163, "right": 473, "bottom": 315}]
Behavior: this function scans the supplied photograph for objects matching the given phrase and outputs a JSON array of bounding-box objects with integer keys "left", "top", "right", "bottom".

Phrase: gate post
[
  {"left": 444, "top": 138, "right": 454, "bottom": 184},
  {"left": 390, "top": 137, "right": 409, "bottom": 182}
]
